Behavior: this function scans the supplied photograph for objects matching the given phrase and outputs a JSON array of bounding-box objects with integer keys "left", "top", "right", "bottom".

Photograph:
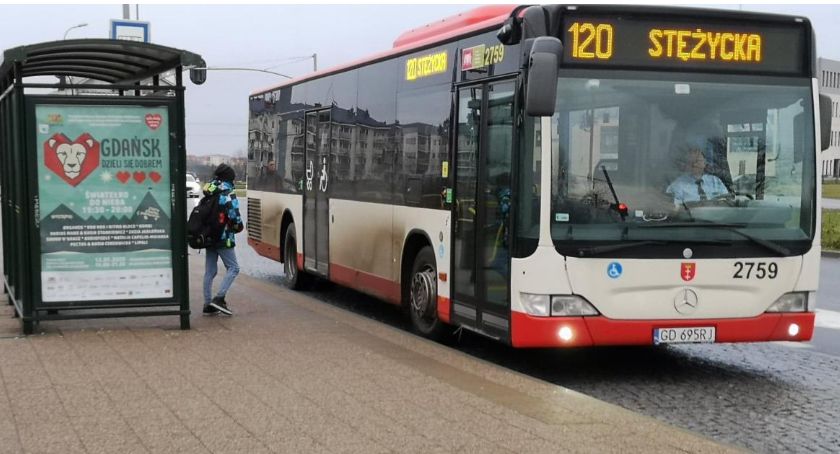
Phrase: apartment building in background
[{"left": 820, "top": 57, "right": 840, "bottom": 178}]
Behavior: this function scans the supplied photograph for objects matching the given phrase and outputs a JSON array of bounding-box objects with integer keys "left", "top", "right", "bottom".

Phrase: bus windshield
[{"left": 545, "top": 74, "right": 815, "bottom": 256}]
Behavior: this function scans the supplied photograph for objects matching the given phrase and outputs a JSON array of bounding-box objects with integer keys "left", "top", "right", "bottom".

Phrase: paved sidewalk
[{"left": 0, "top": 256, "right": 740, "bottom": 453}]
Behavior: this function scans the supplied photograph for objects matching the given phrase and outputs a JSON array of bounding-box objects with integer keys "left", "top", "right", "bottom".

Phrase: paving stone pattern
[{"left": 458, "top": 339, "right": 840, "bottom": 454}]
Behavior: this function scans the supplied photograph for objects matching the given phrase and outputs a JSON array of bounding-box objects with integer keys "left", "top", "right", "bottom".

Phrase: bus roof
[
  {"left": 250, "top": 5, "right": 517, "bottom": 97},
  {"left": 392, "top": 5, "right": 516, "bottom": 48}
]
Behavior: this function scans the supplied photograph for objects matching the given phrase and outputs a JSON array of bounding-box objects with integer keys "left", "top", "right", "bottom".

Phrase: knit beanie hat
[{"left": 214, "top": 163, "right": 236, "bottom": 182}]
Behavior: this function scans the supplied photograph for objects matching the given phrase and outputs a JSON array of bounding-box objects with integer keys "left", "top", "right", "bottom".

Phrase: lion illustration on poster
[
  {"left": 51, "top": 136, "right": 89, "bottom": 178},
  {"left": 44, "top": 132, "right": 100, "bottom": 186}
]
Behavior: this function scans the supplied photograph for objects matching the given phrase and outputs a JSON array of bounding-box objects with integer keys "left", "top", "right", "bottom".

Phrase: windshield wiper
[
  {"left": 575, "top": 237, "right": 730, "bottom": 257},
  {"left": 639, "top": 221, "right": 747, "bottom": 228},
  {"left": 638, "top": 221, "right": 791, "bottom": 256},
  {"left": 601, "top": 165, "right": 628, "bottom": 221},
  {"left": 576, "top": 240, "right": 666, "bottom": 257}
]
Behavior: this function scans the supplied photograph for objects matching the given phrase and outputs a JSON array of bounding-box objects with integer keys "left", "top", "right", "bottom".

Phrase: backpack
[{"left": 187, "top": 193, "right": 225, "bottom": 249}]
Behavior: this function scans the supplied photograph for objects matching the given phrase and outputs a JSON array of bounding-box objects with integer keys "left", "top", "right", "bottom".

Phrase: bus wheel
[
  {"left": 408, "top": 246, "right": 444, "bottom": 339},
  {"left": 283, "top": 223, "right": 307, "bottom": 290}
]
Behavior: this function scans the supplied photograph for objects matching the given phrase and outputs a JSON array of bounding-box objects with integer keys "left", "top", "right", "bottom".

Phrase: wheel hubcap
[{"left": 410, "top": 265, "right": 436, "bottom": 318}]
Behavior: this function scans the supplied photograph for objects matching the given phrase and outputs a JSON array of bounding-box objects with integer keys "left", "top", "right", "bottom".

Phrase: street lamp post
[{"left": 63, "top": 23, "right": 88, "bottom": 40}]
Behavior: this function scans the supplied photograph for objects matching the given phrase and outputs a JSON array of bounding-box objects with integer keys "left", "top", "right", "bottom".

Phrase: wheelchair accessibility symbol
[{"left": 607, "top": 262, "right": 623, "bottom": 279}]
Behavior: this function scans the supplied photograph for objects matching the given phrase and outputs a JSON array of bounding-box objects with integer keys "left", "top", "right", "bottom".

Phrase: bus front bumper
[{"left": 510, "top": 311, "right": 815, "bottom": 347}]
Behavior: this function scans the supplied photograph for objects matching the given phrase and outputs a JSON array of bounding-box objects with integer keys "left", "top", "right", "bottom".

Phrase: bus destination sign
[
  {"left": 406, "top": 50, "right": 448, "bottom": 81},
  {"left": 561, "top": 15, "right": 807, "bottom": 75}
]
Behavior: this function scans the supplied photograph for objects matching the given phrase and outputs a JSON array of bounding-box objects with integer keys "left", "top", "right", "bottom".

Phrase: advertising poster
[{"left": 35, "top": 104, "right": 173, "bottom": 302}]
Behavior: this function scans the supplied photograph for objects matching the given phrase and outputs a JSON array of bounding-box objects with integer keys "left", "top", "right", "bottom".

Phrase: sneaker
[
  {"left": 202, "top": 305, "right": 219, "bottom": 316},
  {"left": 209, "top": 297, "right": 232, "bottom": 316}
]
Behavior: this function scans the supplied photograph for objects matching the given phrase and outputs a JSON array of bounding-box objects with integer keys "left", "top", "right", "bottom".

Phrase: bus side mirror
[
  {"left": 190, "top": 68, "right": 207, "bottom": 85},
  {"left": 497, "top": 16, "right": 521, "bottom": 45},
  {"left": 820, "top": 94, "right": 831, "bottom": 151},
  {"left": 525, "top": 37, "right": 563, "bottom": 117}
]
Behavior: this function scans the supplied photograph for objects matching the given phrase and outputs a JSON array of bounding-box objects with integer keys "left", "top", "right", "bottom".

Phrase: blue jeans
[{"left": 204, "top": 247, "right": 240, "bottom": 305}]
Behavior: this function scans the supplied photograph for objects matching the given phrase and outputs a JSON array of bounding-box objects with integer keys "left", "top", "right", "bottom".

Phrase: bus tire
[
  {"left": 283, "top": 223, "right": 308, "bottom": 290},
  {"left": 408, "top": 246, "right": 445, "bottom": 339}
]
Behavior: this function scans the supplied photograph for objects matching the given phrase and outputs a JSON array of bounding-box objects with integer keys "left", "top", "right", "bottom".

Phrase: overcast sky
[{"left": 1, "top": 4, "right": 839, "bottom": 156}]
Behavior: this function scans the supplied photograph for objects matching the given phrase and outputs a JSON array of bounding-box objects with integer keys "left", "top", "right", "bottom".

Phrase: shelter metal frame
[{"left": 0, "top": 39, "right": 205, "bottom": 334}]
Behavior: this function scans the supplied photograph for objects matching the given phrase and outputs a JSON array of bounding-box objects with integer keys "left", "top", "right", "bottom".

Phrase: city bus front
[{"left": 508, "top": 6, "right": 828, "bottom": 347}]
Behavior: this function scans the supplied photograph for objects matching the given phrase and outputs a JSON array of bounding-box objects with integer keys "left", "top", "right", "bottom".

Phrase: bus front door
[
  {"left": 452, "top": 81, "right": 515, "bottom": 339},
  {"left": 303, "top": 109, "right": 331, "bottom": 277}
]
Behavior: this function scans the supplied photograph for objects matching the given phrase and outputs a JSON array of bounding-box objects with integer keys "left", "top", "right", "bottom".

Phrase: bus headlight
[
  {"left": 521, "top": 294, "right": 600, "bottom": 317},
  {"left": 520, "top": 293, "right": 550, "bottom": 316},
  {"left": 766, "top": 292, "right": 808, "bottom": 313},
  {"left": 551, "top": 295, "right": 599, "bottom": 316}
]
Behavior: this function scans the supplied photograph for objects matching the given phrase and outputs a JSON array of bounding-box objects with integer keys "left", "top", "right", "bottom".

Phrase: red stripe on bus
[
  {"left": 297, "top": 253, "right": 303, "bottom": 272},
  {"left": 393, "top": 5, "right": 518, "bottom": 48},
  {"left": 510, "top": 312, "right": 816, "bottom": 348},
  {"left": 248, "top": 238, "right": 281, "bottom": 261},
  {"left": 510, "top": 313, "right": 595, "bottom": 347},
  {"left": 437, "top": 296, "right": 451, "bottom": 324},
  {"left": 330, "top": 263, "right": 401, "bottom": 305}
]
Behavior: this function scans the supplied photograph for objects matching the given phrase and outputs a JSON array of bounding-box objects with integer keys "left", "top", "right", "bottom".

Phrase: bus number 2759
[{"left": 733, "top": 261, "right": 778, "bottom": 279}]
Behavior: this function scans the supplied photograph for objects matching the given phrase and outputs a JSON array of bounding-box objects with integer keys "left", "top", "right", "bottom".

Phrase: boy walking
[{"left": 203, "top": 163, "right": 244, "bottom": 316}]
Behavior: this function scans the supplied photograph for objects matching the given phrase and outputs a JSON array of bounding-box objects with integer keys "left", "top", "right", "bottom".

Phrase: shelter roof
[{"left": 0, "top": 39, "right": 205, "bottom": 90}]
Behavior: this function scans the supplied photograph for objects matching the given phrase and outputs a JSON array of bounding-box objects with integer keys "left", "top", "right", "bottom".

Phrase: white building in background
[
  {"left": 192, "top": 154, "right": 230, "bottom": 167},
  {"left": 819, "top": 57, "right": 840, "bottom": 178}
]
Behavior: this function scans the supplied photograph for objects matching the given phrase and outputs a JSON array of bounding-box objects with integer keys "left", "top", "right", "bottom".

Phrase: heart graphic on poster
[
  {"left": 116, "top": 171, "right": 131, "bottom": 183},
  {"left": 149, "top": 171, "right": 162, "bottom": 183},
  {"left": 133, "top": 171, "right": 146, "bottom": 183},
  {"left": 145, "top": 114, "right": 162, "bottom": 130},
  {"left": 43, "top": 133, "right": 100, "bottom": 187}
]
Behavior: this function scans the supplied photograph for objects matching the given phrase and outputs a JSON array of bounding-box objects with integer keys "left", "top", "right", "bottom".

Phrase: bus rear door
[{"left": 452, "top": 80, "right": 515, "bottom": 339}]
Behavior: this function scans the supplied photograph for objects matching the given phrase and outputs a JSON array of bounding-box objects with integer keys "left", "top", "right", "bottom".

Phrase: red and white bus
[{"left": 247, "top": 5, "right": 831, "bottom": 347}]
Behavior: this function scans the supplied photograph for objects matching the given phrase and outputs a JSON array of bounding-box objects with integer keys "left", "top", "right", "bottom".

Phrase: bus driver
[{"left": 665, "top": 141, "right": 729, "bottom": 206}]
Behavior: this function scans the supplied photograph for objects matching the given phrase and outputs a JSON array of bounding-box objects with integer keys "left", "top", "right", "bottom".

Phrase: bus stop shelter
[{"left": 0, "top": 39, "right": 206, "bottom": 334}]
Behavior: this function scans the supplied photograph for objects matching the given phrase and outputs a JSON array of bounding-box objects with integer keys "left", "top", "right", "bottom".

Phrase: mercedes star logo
[{"left": 674, "top": 289, "right": 699, "bottom": 315}]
